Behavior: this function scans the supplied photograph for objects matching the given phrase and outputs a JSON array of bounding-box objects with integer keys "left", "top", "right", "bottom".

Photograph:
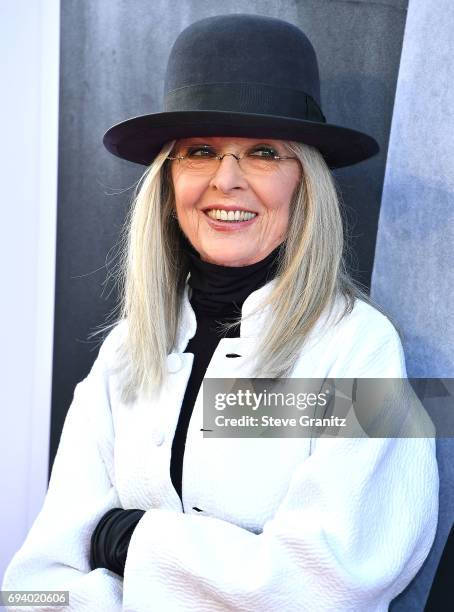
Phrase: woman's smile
[{"left": 202, "top": 205, "right": 258, "bottom": 231}]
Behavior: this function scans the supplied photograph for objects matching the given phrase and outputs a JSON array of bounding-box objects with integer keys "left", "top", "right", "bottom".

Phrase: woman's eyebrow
[{"left": 177, "top": 140, "right": 214, "bottom": 149}]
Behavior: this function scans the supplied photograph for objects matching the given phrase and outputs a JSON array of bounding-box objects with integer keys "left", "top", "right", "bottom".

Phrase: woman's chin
[{"left": 199, "top": 248, "right": 257, "bottom": 267}]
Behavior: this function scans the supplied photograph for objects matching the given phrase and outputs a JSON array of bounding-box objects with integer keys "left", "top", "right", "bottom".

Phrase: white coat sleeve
[
  {"left": 1, "top": 332, "right": 123, "bottom": 611},
  {"left": 121, "top": 324, "right": 439, "bottom": 612}
]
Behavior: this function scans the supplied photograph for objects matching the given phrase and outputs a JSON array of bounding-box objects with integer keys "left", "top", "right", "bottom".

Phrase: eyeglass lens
[{"left": 173, "top": 144, "right": 292, "bottom": 174}]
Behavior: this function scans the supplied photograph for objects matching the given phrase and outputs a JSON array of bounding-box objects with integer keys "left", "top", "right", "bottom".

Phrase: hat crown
[
  {"left": 103, "top": 14, "right": 379, "bottom": 169},
  {"left": 164, "top": 14, "right": 322, "bottom": 109}
]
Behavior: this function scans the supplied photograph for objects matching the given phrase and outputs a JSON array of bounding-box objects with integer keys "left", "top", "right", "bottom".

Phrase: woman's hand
[{"left": 90, "top": 508, "right": 145, "bottom": 577}]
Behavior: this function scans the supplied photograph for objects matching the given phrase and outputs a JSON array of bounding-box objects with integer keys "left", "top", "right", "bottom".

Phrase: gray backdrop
[{"left": 372, "top": 0, "right": 454, "bottom": 609}]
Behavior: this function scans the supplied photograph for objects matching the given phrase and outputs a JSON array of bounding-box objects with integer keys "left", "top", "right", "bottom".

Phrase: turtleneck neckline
[{"left": 179, "top": 233, "right": 283, "bottom": 317}]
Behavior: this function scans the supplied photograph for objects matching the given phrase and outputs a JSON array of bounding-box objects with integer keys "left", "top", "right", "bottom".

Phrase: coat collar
[{"left": 174, "top": 278, "right": 278, "bottom": 353}]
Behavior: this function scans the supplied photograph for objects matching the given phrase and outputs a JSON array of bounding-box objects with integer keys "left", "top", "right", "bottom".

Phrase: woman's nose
[{"left": 209, "top": 154, "right": 249, "bottom": 192}]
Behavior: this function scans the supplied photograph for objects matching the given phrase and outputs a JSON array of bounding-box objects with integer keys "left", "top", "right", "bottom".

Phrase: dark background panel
[{"left": 53, "top": 0, "right": 408, "bottom": 470}]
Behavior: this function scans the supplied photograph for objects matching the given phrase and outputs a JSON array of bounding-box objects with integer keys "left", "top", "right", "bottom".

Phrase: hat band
[{"left": 164, "top": 82, "right": 326, "bottom": 123}]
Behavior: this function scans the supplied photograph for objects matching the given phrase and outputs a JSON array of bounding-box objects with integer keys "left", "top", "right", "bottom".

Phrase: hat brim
[{"left": 103, "top": 110, "right": 379, "bottom": 169}]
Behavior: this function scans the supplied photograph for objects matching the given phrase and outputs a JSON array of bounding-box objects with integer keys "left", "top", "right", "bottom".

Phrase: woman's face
[{"left": 170, "top": 136, "right": 301, "bottom": 266}]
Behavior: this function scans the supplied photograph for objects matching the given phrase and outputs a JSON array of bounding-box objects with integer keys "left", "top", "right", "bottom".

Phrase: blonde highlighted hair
[{"left": 91, "top": 140, "right": 392, "bottom": 403}]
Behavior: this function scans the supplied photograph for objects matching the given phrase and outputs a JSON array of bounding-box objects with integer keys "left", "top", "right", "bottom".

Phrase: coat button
[
  {"left": 152, "top": 429, "right": 165, "bottom": 446},
  {"left": 167, "top": 353, "right": 181, "bottom": 373}
]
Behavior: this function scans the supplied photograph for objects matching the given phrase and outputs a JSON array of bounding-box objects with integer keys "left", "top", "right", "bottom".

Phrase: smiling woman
[
  {"left": 2, "top": 13, "right": 438, "bottom": 612},
  {"left": 170, "top": 137, "right": 301, "bottom": 266}
]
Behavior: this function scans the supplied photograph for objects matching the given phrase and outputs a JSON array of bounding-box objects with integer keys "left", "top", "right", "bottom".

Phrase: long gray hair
[{"left": 91, "top": 140, "right": 393, "bottom": 403}]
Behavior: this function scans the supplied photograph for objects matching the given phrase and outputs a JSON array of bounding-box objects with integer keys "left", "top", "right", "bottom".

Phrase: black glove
[{"left": 89, "top": 508, "right": 145, "bottom": 577}]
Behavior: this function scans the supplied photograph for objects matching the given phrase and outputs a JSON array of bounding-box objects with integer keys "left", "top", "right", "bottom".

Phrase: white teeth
[{"left": 205, "top": 209, "right": 257, "bottom": 222}]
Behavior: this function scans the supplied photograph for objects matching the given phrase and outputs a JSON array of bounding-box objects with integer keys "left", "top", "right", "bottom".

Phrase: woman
[{"left": 3, "top": 14, "right": 437, "bottom": 612}]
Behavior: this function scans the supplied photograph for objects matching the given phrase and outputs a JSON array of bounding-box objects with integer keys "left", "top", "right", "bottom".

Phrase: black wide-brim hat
[{"left": 103, "top": 14, "right": 379, "bottom": 169}]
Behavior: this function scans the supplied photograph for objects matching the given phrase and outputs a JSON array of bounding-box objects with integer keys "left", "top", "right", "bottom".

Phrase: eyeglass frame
[{"left": 166, "top": 146, "right": 299, "bottom": 171}]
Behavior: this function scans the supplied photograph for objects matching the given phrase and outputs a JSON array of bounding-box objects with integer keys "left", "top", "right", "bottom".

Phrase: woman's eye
[
  {"left": 248, "top": 147, "right": 278, "bottom": 159},
  {"left": 186, "top": 146, "right": 216, "bottom": 158}
]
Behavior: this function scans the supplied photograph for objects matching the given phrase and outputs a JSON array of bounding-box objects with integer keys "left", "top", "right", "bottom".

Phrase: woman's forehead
[{"left": 175, "top": 136, "right": 290, "bottom": 149}]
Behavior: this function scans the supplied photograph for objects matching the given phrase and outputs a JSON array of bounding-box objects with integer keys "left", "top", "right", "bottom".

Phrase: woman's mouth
[
  {"left": 205, "top": 209, "right": 257, "bottom": 223},
  {"left": 202, "top": 208, "right": 258, "bottom": 232}
]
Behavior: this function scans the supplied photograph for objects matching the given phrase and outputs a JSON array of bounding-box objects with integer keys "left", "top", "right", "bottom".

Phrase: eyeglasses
[{"left": 167, "top": 144, "right": 298, "bottom": 175}]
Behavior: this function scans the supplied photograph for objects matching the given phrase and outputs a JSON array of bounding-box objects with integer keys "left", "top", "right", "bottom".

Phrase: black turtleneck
[
  {"left": 90, "top": 235, "right": 283, "bottom": 577},
  {"left": 182, "top": 233, "right": 282, "bottom": 316}
]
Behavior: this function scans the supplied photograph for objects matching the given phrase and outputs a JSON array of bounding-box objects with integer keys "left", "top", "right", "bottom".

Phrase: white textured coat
[{"left": 3, "top": 280, "right": 439, "bottom": 611}]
